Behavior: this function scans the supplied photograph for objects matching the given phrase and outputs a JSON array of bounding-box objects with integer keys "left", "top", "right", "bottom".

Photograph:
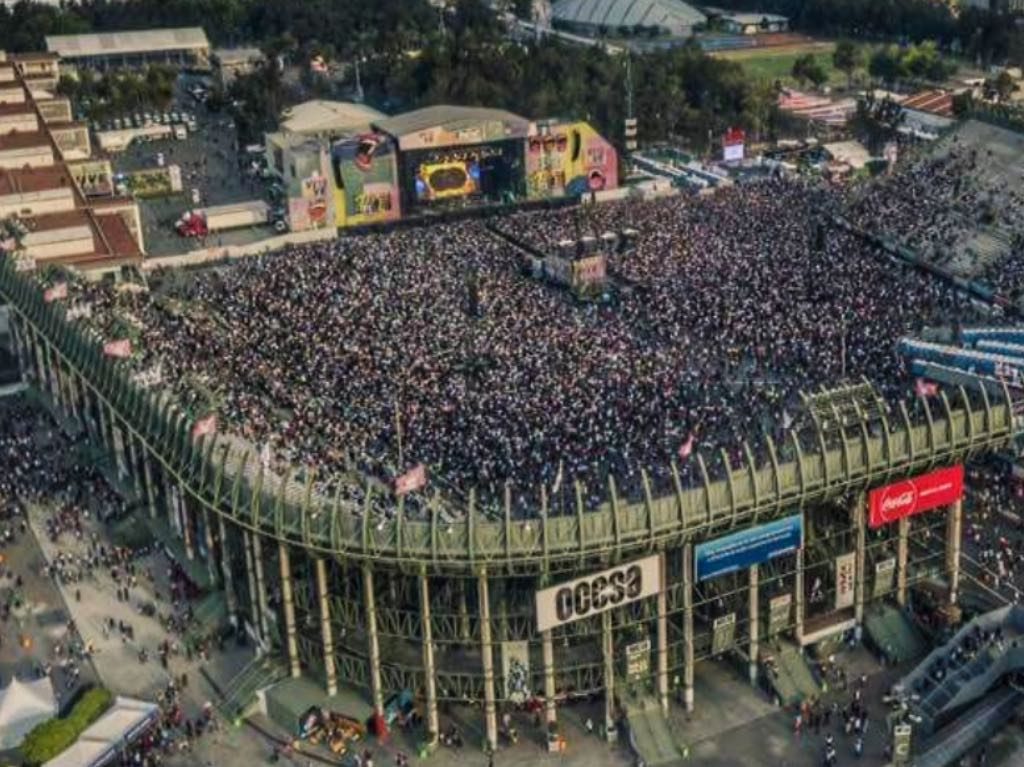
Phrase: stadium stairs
[
  {"left": 900, "top": 605, "right": 1024, "bottom": 735},
  {"left": 622, "top": 695, "right": 689, "bottom": 766},
  {"left": 864, "top": 603, "right": 929, "bottom": 665},
  {"left": 208, "top": 652, "right": 290, "bottom": 721},
  {"left": 911, "top": 686, "right": 1024, "bottom": 767},
  {"left": 763, "top": 641, "right": 820, "bottom": 706}
]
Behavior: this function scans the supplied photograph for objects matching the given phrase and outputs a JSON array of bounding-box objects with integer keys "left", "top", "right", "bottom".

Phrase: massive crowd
[{"left": 64, "top": 176, "right": 983, "bottom": 514}]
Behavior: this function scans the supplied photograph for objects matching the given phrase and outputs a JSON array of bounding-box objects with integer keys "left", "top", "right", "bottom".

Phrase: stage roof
[
  {"left": 280, "top": 100, "right": 383, "bottom": 137},
  {"left": 373, "top": 105, "right": 531, "bottom": 151}
]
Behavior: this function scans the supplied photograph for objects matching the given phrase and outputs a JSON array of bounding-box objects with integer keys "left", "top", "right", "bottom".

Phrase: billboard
[
  {"left": 330, "top": 132, "right": 401, "bottom": 228},
  {"left": 868, "top": 465, "right": 964, "bottom": 528},
  {"left": 723, "top": 128, "right": 745, "bottom": 162},
  {"left": 415, "top": 159, "right": 480, "bottom": 201},
  {"left": 695, "top": 513, "right": 803, "bottom": 582},
  {"left": 398, "top": 116, "right": 529, "bottom": 152},
  {"left": 525, "top": 122, "right": 618, "bottom": 199},
  {"left": 768, "top": 594, "right": 792, "bottom": 636},
  {"left": 535, "top": 554, "right": 662, "bottom": 632}
]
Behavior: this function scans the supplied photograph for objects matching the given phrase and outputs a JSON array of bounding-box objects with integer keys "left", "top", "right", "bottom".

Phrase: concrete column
[
  {"left": 946, "top": 500, "right": 963, "bottom": 608},
  {"left": 316, "top": 558, "right": 337, "bottom": 696},
  {"left": 854, "top": 496, "right": 867, "bottom": 625},
  {"left": 178, "top": 482, "right": 195, "bottom": 561},
  {"left": 202, "top": 506, "right": 219, "bottom": 586},
  {"left": 252, "top": 533, "right": 270, "bottom": 641},
  {"left": 278, "top": 544, "right": 301, "bottom": 678},
  {"left": 478, "top": 572, "right": 498, "bottom": 751},
  {"left": 458, "top": 580, "right": 471, "bottom": 641},
  {"left": 897, "top": 516, "right": 910, "bottom": 607},
  {"left": 217, "top": 514, "right": 238, "bottom": 628},
  {"left": 682, "top": 542, "right": 695, "bottom": 713},
  {"left": 8, "top": 314, "right": 29, "bottom": 379},
  {"left": 419, "top": 570, "right": 439, "bottom": 740},
  {"left": 601, "top": 609, "right": 617, "bottom": 742},
  {"left": 656, "top": 555, "right": 670, "bottom": 715},
  {"left": 66, "top": 369, "right": 83, "bottom": 427},
  {"left": 108, "top": 404, "right": 128, "bottom": 480},
  {"left": 362, "top": 564, "right": 385, "bottom": 720},
  {"left": 125, "top": 431, "right": 142, "bottom": 495},
  {"left": 542, "top": 630, "right": 557, "bottom": 726},
  {"left": 748, "top": 564, "right": 759, "bottom": 686},
  {"left": 795, "top": 546, "right": 805, "bottom": 644},
  {"left": 142, "top": 454, "right": 159, "bottom": 519},
  {"left": 242, "top": 530, "right": 262, "bottom": 648}
]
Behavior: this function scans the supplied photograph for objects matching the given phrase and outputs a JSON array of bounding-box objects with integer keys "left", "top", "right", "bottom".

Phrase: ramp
[
  {"left": 902, "top": 605, "right": 1024, "bottom": 733},
  {"left": 764, "top": 643, "right": 819, "bottom": 707},
  {"left": 624, "top": 697, "right": 688, "bottom": 767},
  {"left": 865, "top": 604, "right": 929, "bottom": 664},
  {"left": 913, "top": 687, "right": 1024, "bottom": 767}
]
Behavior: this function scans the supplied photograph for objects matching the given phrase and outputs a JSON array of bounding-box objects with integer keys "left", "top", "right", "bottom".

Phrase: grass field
[{"left": 713, "top": 41, "right": 844, "bottom": 87}]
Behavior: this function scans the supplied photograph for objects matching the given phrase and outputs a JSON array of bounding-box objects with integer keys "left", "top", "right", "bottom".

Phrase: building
[
  {"left": 551, "top": 0, "right": 706, "bottom": 39},
  {"left": 211, "top": 47, "right": 263, "bottom": 88},
  {"left": 45, "top": 28, "right": 210, "bottom": 71},
  {"left": 270, "top": 103, "right": 619, "bottom": 233},
  {"left": 0, "top": 49, "right": 142, "bottom": 272},
  {"left": 717, "top": 11, "right": 789, "bottom": 34},
  {"left": 0, "top": 281, "right": 1002, "bottom": 753}
]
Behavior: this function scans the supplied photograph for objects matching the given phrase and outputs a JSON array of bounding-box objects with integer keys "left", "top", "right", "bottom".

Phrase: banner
[
  {"left": 624, "top": 639, "right": 651, "bottom": 681},
  {"left": 191, "top": 414, "right": 217, "bottom": 440},
  {"left": 768, "top": 594, "right": 792, "bottom": 637},
  {"left": 868, "top": 465, "right": 964, "bottom": 528},
  {"left": 43, "top": 282, "right": 68, "bottom": 302},
  {"left": 835, "top": 552, "right": 856, "bottom": 611},
  {"left": 103, "top": 339, "right": 132, "bottom": 358},
  {"left": 395, "top": 464, "right": 427, "bottom": 496},
  {"left": 873, "top": 558, "right": 896, "bottom": 599},
  {"left": 892, "top": 724, "right": 912, "bottom": 766},
  {"left": 711, "top": 613, "right": 736, "bottom": 655},
  {"left": 695, "top": 514, "right": 803, "bottom": 581},
  {"left": 535, "top": 554, "right": 663, "bottom": 632},
  {"left": 501, "top": 640, "right": 531, "bottom": 703}
]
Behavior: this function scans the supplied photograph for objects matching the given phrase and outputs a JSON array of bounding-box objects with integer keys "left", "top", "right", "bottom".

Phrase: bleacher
[{"left": 901, "top": 605, "right": 1024, "bottom": 734}]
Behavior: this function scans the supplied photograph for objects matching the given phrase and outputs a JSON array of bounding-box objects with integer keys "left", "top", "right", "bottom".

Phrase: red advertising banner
[{"left": 868, "top": 465, "right": 964, "bottom": 528}]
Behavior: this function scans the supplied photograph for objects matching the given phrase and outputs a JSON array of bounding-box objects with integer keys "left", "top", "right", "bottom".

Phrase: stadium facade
[
  {"left": 0, "top": 253, "right": 1016, "bottom": 750},
  {"left": 276, "top": 104, "right": 619, "bottom": 233}
]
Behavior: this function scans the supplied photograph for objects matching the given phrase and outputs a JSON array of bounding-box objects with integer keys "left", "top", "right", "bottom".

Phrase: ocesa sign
[
  {"left": 868, "top": 465, "right": 964, "bottom": 528},
  {"left": 535, "top": 554, "right": 663, "bottom": 632}
]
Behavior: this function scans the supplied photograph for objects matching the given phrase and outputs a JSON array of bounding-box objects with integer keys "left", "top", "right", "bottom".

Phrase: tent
[
  {"left": 45, "top": 696, "right": 158, "bottom": 767},
  {"left": 0, "top": 676, "right": 58, "bottom": 749}
]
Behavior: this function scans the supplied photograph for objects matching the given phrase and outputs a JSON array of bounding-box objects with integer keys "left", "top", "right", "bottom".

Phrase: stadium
[{"left": 1, "top": 115, "right": 1023, "bottom": 759}]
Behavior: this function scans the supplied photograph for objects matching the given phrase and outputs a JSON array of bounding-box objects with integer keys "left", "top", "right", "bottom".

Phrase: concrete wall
[{"left": 140, "top": 226, "right": 337, "bottom": 271}]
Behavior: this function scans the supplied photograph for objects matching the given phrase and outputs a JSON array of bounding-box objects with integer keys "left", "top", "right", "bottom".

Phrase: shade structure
[{"left": 0, "top": 676, "right": 58, "bottom": 749}]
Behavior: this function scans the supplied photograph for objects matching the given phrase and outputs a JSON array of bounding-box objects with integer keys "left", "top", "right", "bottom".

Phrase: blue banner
[{"left": 695, "top": 514, "right": 803, "bottom": 582}]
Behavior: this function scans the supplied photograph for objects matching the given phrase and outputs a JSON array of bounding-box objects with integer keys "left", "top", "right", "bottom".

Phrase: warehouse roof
[
  {"left": 373, "top": 105, "right": 529, "bottom": 141},
  {"left": 45, "top": 28, "right": 209, "bottom": 59},
  {"left": 552, "top": 0, "right": 706, "bottom": 31}
]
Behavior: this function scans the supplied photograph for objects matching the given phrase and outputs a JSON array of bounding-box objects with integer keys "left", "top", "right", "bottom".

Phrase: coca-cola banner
[{"left": 868, "top": 465, "right": 964, "bottom": 529}]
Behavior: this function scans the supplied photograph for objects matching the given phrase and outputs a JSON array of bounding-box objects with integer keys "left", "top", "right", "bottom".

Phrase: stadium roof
[
  {"left": 552, "top": 0, "right": 706, "bottom": 31},
  {"left": 279, "top": 100, "right": 383, "bottom": 136},
  {"left": 45, "top": 28, "right": 210, "bottom": 59},
  {"left": 373, "top": 105, "right": 530, "bottom": 145}
]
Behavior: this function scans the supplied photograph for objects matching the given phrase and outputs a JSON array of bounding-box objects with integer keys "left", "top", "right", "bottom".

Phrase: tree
[
  {"left": 832, "top": 40, "right": 861, "bottom": 88},
  {"left": 792, "top": 53, "right": 827, "bottom": 90},
  {"left": 868, "top": 46, "right": 901, "bottom": 86}
]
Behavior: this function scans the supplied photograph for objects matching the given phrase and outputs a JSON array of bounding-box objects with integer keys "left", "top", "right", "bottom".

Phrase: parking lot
[{"left": 100, "top": 76, "right": 279, "bottom": 257}]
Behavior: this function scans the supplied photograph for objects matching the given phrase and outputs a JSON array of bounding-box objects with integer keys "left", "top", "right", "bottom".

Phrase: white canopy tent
[
  {"left": 0, "top": 676, "right": 58, "bottom": 749},
  {"left": 45, "top": 696, "right": 159, "bottom": 767}
]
